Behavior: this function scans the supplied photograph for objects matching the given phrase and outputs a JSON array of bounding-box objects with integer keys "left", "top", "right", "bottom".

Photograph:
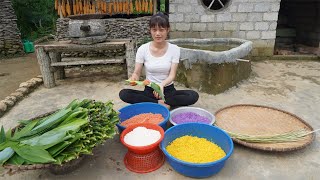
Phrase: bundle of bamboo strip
[
  {"left": 103, "top": 1, "right": 107, "bottom": 13},
  {"left": 54, "top": 0, "right": 155, "bottom": 17},
  {"left": 129, "top": 0, "right": 133, "bottom": 14},
  {"left": 149, "top": 0, "right": 153, "bottom": 13},
  {"left": 55, "top": 0, "right": 58, "bottom": 10},
  {"left": 226, "top": 128, "right": 319, "bottom": 143}
]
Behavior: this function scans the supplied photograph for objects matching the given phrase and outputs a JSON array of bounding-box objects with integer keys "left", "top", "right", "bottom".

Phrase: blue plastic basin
[
  {"left": 160, "top": 123, "right": 234, "bottom": 178},
  {"left": 116, "top": 102, "right": 170, "bottom": 133}
]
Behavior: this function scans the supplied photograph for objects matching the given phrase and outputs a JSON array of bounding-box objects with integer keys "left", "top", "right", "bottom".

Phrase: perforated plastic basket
[
  {"left": 120, "top": 123, "right": 165, "bottom": 173},
  {"left": 124, "top": 148, "right": 165, "bottom": 173}
]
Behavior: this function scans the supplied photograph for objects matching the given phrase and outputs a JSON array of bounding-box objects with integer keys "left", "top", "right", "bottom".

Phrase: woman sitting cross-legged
[{"left": 119, "top": 12, "right": 199, "bottom": 109}]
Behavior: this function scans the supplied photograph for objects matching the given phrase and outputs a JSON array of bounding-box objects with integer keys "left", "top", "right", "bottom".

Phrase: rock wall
[
  {"left": 56, "top": 16, "right": 151, "bottom": 44},
  {"left": 0, "top": 0, "right": 24, "bottom": 57}
]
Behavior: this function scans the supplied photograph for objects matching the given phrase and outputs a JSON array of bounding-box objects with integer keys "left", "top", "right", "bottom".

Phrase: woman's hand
[
  {"left": 153, "top": 83, "right": 164, "bottom": 99},
  {"left": 129, "top": 73, "right": 139, "bottom": 86},
  {"left": 129, "top": 63, "right": 143, "bottom": 86}
]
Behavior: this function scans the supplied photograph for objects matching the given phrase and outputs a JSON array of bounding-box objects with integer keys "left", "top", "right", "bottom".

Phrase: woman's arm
[
  {"left": 130, "top": 62, "right": 143, "bottom": 81},
  {"left": 160, "top": 63, "right": 179, "bottom": 87},
  {"left": 130, "top": 44, "right": 145, "bottom": 82}
]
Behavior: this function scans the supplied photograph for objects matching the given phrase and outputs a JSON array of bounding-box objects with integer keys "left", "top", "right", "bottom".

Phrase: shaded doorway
[{"left": 275, "top": 0, "right": 319, "bottom": 56}]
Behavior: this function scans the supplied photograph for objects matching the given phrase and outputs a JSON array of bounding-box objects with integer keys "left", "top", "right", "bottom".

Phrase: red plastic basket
[
  {"left": 124, "top": 148, "right": 165, "bottom": 173},
  {"left": 120, "top": 123, "right": 164, "bottom": 154}
]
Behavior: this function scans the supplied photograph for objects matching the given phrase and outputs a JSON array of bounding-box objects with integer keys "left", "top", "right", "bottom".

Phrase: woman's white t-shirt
[{"left": 136, "top": 42, "right": 180, "bottom": 86}]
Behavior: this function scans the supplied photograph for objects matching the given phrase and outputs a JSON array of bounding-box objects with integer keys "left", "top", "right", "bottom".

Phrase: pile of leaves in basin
[{"left": 0, "top": 99, "right": 119, "bottom": 165}]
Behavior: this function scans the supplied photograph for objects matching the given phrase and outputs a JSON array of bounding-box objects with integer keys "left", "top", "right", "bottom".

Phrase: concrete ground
[{"left": 0, "top": 60, "right": 319, "bottom": 180}]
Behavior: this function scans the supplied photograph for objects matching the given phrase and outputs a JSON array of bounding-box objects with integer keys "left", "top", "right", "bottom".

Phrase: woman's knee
[
  {"left": 189, "top": 90, "right": 199, "bottom": 104},
  {"left": 119, "top": 89, "right": 131, "bottom": 101}
]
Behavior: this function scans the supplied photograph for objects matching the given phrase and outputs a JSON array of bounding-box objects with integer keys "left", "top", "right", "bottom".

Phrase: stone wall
[
  {"left": 56, "top": 16, "right": 151, "bottom": 43},
  {"left": 0, "top": 0, "right": 24, "bottom": 57},
  {"left": 169, "top": 0, "right": 281, "bottom": 58}
]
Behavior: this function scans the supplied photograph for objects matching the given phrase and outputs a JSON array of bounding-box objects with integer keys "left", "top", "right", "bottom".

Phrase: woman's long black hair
[{"left": 149, "top": 12, "right": 170, "bottom": 29}]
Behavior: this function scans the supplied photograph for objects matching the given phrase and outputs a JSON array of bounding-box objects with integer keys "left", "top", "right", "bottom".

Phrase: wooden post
[
  {"left": 154, "top": 0, "right": 158, "bottom": 14},
  {"left": 49, "top": 52, "right": 65, "bottom": 80},
  {"left": 59, "top": 0, "right": 63, "bottom": 18},
  {"left": 125, "top": 40, "right": 135, "bottom": 79},
  {"left": 36, "top": 47, "right": 56, "bottom": 88}
]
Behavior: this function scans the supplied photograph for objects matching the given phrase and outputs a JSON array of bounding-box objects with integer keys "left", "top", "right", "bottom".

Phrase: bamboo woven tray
[
  {"left": 3, "top": 111, "right": 87, "bottom": 175},
  {"left": 214, "top": 104, "right": 315, "bottom": 152}
]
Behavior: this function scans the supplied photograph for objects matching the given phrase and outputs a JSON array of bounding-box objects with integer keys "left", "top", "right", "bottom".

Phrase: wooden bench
[{"left": 35, "top": 39, "right": 135, "bottom": 88}]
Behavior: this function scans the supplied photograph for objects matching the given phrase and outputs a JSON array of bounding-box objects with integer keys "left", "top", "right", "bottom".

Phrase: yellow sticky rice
[{"left": 166, "top": 135, "right": 226, "bottom": 163}]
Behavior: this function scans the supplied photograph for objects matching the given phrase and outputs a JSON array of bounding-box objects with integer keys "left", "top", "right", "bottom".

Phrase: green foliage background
[
  {"left": 160, "top": 0, "right": 165, "bottom": 12},
  {"left": 11, "top": 0, "right": 58, "bottom": 41}
]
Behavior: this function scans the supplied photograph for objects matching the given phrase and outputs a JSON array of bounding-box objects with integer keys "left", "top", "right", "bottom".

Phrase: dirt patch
[
  {"left": 0, "top": 54, "right": 128, "bottom": 100},
  {"left": 0, "top": 53, "right": 41, "bottom": 100}
]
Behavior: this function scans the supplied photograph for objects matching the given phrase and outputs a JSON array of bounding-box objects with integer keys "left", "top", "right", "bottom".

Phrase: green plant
[
  {"left": 160, "top": 0, "right": 165, "bottom": 12},
  {"left": 0, "top": 99, "right": 119, "bottom": 165},
  {"left": 12, "top": 0, "right": 58, "bottom": 41}
]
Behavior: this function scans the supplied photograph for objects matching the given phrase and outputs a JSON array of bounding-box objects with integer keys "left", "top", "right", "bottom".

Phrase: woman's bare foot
[{"left": 158, "top": 100, "right": 170, "bottom": 109}]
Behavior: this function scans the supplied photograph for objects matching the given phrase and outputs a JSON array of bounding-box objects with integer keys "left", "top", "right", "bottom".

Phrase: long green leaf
[
  {"left": 12, "top": 145, "right": 56, "bottom": 164},
  {"left": 0, "top": 140, "right": 18, "bottom": 151},
  {"left": 18, "top": 117, "right": 43, "bottom": 126},
  {"left": 12, "top": 120, "right": 39, "bottom": 140},
  {"left": 66, "top": 99, "right": 80, "bottom": 110},
  {"left": 21, "top": 118, "right": 88, "bottom": 148},
  {"left": 47, "top": 141, "right": 72, "bottom": 157},
  {"left": 20, "top": 108, "right": 72, "bottom": 138},
  {"left": 21, "top": 131, "right": 73, "bottom": 149},
  {"left": 77, "top": 99, "right": 91, "bottom": 109},
  {"left": 6, "top": 153, "right": 25, "bottom": 165},
  {"left": 48, "top": 133, "right": 84, "bottom": 157},
  {"left": 0, "top": 147, "right": 14, "bottom": 165},
  {"left": 0, "top": 126, "right": 6, "bottom": 143},
  {"left": 125, "top": 80, "right": 144, "bottom": 85},
  {"left": 5, "top": 129, "right": 13, "bottom": 140},
  {"left": 125, "top": 80, "right": 165, "bottom": 101},
  {"left": 32, "top": 108, "right": 72, "bottom": 131},
  {"left": 150, "top": 82, "right": 166, "bottom": 101},
  {"left": 59, "top": 110, "right": 87, "bottom": 126}
]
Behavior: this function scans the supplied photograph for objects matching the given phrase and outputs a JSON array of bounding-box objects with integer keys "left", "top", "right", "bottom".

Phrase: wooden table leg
[
  {"left": 36, "top": 47, "right": 55, "bottom": 88},
  {"left": 49, "top": 52, "right": 65, "bottom": 80}
]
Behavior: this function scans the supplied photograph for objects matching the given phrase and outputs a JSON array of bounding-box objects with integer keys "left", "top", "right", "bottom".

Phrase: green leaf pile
[{"left": 0, "top": 99, "right": 119, "bottom": 165}]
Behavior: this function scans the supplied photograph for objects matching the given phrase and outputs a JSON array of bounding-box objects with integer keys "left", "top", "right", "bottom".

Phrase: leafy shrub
[{"left": 12, "top": 0, "right": 58, "bottom": 41}]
